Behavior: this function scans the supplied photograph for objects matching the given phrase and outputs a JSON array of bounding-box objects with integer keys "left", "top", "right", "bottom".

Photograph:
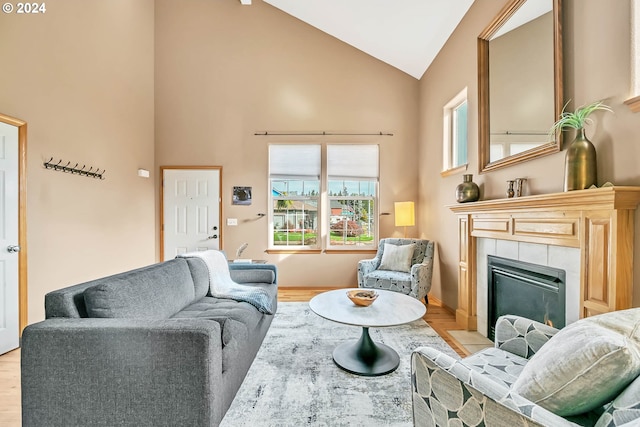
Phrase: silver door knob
[{"left": 7, "top": 245, "right": 20, "bottom": 253}]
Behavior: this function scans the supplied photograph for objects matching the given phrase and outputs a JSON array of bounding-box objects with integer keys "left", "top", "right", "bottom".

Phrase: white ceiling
[{"left": 260, "top": 0, "right": 475, "bottom": 80}]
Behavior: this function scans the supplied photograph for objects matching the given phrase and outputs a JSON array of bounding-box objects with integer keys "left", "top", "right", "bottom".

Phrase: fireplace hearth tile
[
  {"left": 447, "top": 330, "right": 493, "bottom": 355},
  {"left": 464, "top": 344, "right": 494, "bottom": 354},
  {"left": 448, "top": 330, "right": 493, "bottom": 344}
]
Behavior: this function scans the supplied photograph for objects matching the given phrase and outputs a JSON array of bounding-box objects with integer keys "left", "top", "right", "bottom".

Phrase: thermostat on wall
[{"left": 137, "top": 169, "right": 150, "bottom": 178}]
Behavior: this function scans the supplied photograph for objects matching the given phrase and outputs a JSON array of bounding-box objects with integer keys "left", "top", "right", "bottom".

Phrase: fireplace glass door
[{"left": 487, "top": 256, "right": 566, "bottom": 340}]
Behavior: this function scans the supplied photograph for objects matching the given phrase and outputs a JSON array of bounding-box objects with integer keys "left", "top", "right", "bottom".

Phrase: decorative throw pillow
[
  {"left": 511, "top": 308, "right": 640, "bottom": 417},
  {"left": 378, "top": 243, "right": 415, "bottom": 273}
]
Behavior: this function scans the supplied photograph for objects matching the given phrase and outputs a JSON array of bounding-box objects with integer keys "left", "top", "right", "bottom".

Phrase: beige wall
[
  {"left": 0, "top": 0, "right": 156, "bottom": 322},
  {"left": 154, "top": 0, "right": 420, "bottom": 287},
  {"left": 1, "top": 0, "right": 635, "bottom": 323},
  {"left": 419, "top": 0, "right": 640, "bottom": 308}
]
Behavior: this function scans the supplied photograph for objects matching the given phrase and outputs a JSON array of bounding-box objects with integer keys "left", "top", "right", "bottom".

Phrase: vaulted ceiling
[{"left": 259, "top": 0, "right": 476, "bottom": 79}]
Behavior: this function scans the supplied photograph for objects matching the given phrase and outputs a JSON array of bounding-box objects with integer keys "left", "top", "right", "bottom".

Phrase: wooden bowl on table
[{"left": 346, "top": 289, "right": 378, "bottom": 307}]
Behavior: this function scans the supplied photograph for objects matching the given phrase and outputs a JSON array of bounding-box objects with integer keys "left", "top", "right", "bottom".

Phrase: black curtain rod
[
  {"left": 254, "top": 131, "right": 393, "bottom": 136},
  {"left": 490, "top": 131, "right": 548, "bottom": 136}
]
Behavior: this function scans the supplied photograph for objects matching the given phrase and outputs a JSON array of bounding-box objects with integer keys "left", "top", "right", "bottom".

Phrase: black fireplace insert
[{"left": 487, "top": 255, "right": 566, "bottom": 340}]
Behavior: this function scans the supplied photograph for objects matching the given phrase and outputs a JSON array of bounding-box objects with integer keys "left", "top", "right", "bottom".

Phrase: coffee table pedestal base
[{"left": 332, "top": 327, "right": 400, "bottom": 376}]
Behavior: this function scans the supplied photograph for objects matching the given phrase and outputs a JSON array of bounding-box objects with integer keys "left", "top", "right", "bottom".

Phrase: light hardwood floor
[{"left": 0, "top": 288, "right": 465, "bottom": 426}]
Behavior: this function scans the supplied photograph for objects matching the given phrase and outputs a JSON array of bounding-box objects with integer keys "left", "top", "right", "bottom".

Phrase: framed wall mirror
[{"left": 478, "top": 0, "right": 563, "bottom": 173}]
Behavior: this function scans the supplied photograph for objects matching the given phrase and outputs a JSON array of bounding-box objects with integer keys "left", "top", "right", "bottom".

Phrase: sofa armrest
[
  {"left": 494, "top": 315, "right": 560, "bottom": 359},
  {"left": 411, "top": 347, "right": 576, "bottom": 427},
  {"left": 229, "top": 263, "right": 277, "bottom": 284},
  {"left": 22, "top": 318, "right": 225, "bottom": 427}
]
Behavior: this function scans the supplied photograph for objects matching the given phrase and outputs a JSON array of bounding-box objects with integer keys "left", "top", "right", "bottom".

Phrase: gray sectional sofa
[{"left": 21, "top": 255, "right": 278, "bottom": 427}]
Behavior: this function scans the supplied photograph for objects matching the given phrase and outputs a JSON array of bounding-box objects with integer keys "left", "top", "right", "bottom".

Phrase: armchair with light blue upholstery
[{"left": 357, "top": 238, "right": 435, "bottom": 303}]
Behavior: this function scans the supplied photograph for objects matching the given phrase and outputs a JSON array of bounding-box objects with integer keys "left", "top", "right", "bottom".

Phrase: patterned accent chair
[
  {"left": 411, "top": 309, "right": 640, "bottom": 427},
  {"left": 357, "top": 238, "right": 434, "bottom": 302}
]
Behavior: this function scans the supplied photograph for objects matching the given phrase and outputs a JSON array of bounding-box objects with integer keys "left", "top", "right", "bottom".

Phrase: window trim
[
  {"left": 441, "top": 87, "right": 469, "bottom": 176},
  {"left": 626, "top": 0, "right": 640, "bottom": 112}
]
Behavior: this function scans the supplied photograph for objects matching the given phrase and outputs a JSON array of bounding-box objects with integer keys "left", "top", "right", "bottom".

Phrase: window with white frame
[
  {"left": 327, "top": 145, "right": 378, "bottom": 248},
  {"left": 442, "top": 88, "right": 468, "bottom": 175},
  {"left": 269, "top": 145, "right": 321, "bottom": 248},
  {"left": 269, "top": 144, "right": 378, "bottom": 250}
]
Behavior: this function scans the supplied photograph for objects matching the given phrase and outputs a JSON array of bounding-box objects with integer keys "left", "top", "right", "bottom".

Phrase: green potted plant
[{"left": 550, "top": 100, "right": 613, "bottom": 191}]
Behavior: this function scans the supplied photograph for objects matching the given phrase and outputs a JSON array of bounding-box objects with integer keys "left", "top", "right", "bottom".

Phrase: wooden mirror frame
[{"left": 478, "top": 0, "right": 563, "bottom": 173}]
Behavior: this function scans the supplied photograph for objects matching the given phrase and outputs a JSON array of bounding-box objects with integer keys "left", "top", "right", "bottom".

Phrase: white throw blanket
[{"left": 177, "top": 250, "right": 275, "bottom": 314}]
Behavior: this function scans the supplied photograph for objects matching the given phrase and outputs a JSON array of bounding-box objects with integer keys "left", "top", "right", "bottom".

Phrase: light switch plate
[{"left": 227, "top": 218, "right": 238, "bottom": 226}]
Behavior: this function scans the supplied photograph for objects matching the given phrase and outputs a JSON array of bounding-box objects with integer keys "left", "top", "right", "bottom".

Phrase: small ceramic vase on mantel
[
  {"left": 456, "top": 174, "right": 480, "bottom": 203},
  {"left": 564, "top": 128, "right": 597, "bottom": 191},
  {"left": 506, "top": 180, "right": 515, "bottom": 198}
]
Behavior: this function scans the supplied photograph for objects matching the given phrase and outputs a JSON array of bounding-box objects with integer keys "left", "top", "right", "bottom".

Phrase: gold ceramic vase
[{"left": 564, "top": 128, "right": 597, "bottom": 191}]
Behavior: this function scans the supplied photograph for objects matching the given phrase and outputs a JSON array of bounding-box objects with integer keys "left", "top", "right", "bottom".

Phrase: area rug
[{"left": 220, "top": 301, "right": 459, "bottom": 427}]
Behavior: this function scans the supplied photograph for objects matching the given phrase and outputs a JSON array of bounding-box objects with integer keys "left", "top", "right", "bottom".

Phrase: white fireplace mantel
[{"left": 449, "top": 186, "right": 640, "bottom": 330}]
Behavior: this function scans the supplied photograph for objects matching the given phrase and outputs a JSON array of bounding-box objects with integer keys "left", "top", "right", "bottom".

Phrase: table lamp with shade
[{"left": 394, "top": 201, "right": 415, "bottom": 238}]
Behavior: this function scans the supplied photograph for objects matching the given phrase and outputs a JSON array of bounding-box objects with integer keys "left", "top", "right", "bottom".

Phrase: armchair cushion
[
  {"left": 378, "top": 242, "right": 415, "bottom": 272},
  {"left": 512, "top": 309, "right": 640, "bottom": 416},
  {"left": 463, "top": 347, "right": 528, "bottom": 388}
]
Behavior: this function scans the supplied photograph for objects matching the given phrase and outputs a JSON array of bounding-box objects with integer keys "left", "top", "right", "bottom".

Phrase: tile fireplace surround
[
  {"left": 477, "top": 239, "right": 578, "bottom": 337},
  {"left": 449, "top": 186, "right": 640, "bottom": 331}
]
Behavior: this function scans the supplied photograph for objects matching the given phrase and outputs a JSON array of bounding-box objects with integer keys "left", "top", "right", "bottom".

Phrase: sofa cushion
[
  {"left": 184, "top": 257, "right": 210, "bottom": 300},
  {"left": 173, "top": 297, "right": 263, "bottom": 332},
  {"left": 464, "top": 347, "right": 529, "bottom": 389},
  {"left": 512, "top": 308, "right": 640, "bottom": 416},
  {"left": 173, "top": 295, "right": 275, "bottom": 380},
  {"left": 84, "top": 259, "right": 196, "bottom": 319},
  {"left": 379, "top": 243, "right": 415, "bottom": 272}
]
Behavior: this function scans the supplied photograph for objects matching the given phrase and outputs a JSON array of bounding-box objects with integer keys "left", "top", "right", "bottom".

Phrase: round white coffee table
[{"left": 309, "top": 288, "right": 426, "bottom": 376}]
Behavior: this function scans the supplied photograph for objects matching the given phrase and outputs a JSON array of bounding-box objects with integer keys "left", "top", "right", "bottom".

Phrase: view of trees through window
[
  {"left": 269, "top": 144, "right": 378, "bottom": 249},
  {"left": 272, "top": 179, "right": 319, "bottom": 246},
  {"left": 327, "top": 180, "right": 375, "bottom": 246}
]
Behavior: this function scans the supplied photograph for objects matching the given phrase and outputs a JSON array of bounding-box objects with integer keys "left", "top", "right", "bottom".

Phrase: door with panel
[
  {"left": 161, "top": 167, "right": 222, "bottom": 261},
  {"left": 0, "top": 122, "right": 20, "bottom": 355}
]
